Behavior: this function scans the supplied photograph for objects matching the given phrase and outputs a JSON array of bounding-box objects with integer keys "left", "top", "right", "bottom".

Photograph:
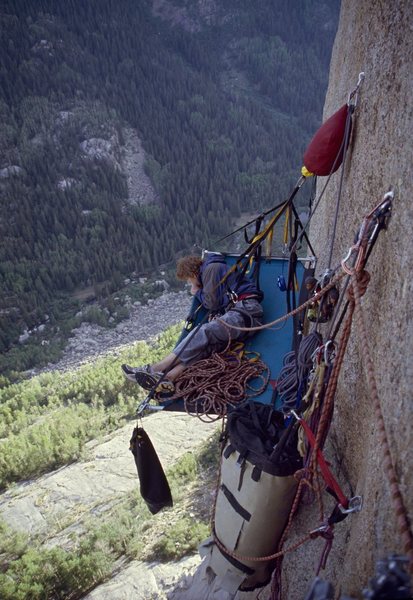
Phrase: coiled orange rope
[{"left": 169, "top": 348, "right": 269, "bottom": 422}]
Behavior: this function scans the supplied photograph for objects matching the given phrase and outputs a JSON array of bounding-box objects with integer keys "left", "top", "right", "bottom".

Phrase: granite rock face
[{"left": 280, "top": 2, "right": 413, "bottom": 598}]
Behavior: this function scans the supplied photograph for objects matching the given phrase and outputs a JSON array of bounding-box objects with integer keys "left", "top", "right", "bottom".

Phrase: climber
[{"left": 122, "top": 253, "right": 264, "bottom": 395}]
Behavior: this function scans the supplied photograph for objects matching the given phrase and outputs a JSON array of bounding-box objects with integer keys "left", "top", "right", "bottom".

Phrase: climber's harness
[{"left": 226, "top": 291, "right": 264, "bottom": 329}]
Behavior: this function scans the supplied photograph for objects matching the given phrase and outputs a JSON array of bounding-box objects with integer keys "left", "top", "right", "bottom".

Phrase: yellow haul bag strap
[{"left": 217, "top": 198, "right": 291, "bottom": 287}]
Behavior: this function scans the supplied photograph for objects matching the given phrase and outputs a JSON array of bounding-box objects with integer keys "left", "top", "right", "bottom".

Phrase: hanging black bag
[{"left": 129, "top": 426, "right": 173, "bottom": 514}]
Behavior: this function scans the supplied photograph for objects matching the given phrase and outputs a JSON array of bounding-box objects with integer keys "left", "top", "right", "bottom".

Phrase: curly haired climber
[{"left": 122, "top": 253, "right": 263, "bottom": 395}]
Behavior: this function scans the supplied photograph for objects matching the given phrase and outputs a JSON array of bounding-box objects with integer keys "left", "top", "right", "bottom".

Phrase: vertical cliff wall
[{"left": 281, "top": 1, "right": 413, "bottom": 598}]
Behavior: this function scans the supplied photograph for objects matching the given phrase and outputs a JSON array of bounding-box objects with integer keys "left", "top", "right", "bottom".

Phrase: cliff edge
[{"left": 281, "top": 1, "right": 413, "bottom": 598}]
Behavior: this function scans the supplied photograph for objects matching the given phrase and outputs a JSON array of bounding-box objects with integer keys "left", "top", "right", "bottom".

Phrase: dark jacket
[{"left": 195, "top": 253, "right": 260, "bottom": 312}]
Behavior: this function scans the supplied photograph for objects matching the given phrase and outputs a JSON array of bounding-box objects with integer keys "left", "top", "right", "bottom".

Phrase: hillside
[
  {"left": 0, "top": 0, "right": 339, "bottom": 367},
  {"left": 0, "top": 410, "right": 219, "bottom": 600}
]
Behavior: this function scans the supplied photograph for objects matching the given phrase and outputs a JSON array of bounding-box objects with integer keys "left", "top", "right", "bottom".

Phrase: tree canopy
[{"left": 0, "top": 0, "right": 339, "bottom": 354}]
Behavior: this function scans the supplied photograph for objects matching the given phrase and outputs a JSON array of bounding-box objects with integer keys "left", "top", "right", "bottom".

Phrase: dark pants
[{"left": 173, "top": 298, "right": 263, "bottom": 365}]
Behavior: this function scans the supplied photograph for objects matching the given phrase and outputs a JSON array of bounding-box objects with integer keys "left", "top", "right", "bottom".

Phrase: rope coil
[{"left": 168, "top": 348, "right": 269, "bottom": 421}]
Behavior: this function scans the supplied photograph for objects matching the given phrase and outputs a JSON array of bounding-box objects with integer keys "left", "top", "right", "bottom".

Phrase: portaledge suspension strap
[{"left": 291, "top": 410, "right": 362, "bottom": 517}]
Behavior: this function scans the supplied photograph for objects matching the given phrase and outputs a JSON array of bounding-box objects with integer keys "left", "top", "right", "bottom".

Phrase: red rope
[
  {"left": 271, "top": 270, "right": 370, "bottom": 599},
  {"left": 351, "top": 273, "right": 413, "bottom": 573},
  {"left": 297, "top": 416, "right": 348, "bottom": 508}
]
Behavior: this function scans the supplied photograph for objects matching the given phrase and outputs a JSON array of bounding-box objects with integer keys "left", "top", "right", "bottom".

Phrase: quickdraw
[{"left": 341, "top": 191, "right": 393, "bottom": 275}]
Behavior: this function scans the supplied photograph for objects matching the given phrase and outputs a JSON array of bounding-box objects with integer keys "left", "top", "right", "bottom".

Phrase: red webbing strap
[{"left": 297, "top": 415, "right": 349, "bottom": 509}]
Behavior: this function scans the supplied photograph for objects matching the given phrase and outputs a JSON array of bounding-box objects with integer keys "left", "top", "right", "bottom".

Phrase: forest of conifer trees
[{"left": 0, "top": 0, "right": 339, "bottom": 360}]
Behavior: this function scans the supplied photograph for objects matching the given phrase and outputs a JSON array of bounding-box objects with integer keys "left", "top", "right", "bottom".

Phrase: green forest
[
  {"left": 0, "top": 325, "right": 222, "bottom": 599},
  {"left": 0, "top": 327, "right": 181, "bottom": 490},
  {"left": 0, "top": 0, "right": 339, "bottom": 363}
]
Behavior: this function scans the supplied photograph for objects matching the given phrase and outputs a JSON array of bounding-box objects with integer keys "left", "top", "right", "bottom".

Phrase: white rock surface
[
  {"left": 0, "top": 412, "right": 217, "bottom": 539},
  {"left": 0, "top": 165, "right": 23, "bottom": 178},
  {"left": 121, "top": 128, "right": 158, "bottom": 205},
  {"left": 83, "top": 556, "right": 201, "bottom": 600}
]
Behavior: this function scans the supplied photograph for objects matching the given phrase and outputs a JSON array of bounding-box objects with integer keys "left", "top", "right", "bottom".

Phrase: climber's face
[{"left": 187, "top": 277, "right": 201, "bottom": 295}]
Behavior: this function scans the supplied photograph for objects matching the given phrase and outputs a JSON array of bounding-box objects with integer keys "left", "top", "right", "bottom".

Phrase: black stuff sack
[{"left": 129, "top": 426, "right": 173, "bottom": 514}]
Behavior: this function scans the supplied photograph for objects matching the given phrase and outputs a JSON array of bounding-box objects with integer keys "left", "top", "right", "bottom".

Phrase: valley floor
[
  {"left": 0, "top": 412, "right": 219, "bottom": 599},
  {"left": 36, "top": 290, "right": 190, "bottom": 374}
]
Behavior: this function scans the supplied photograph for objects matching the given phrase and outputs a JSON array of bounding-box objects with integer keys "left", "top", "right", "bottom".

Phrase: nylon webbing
[{"left": 294, "top": 414, "right": 348, "bottom": 508}]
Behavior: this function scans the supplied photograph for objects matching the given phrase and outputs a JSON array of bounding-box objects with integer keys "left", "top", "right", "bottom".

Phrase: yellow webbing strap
[
  {"left": 214, "top": 199, "right": 290, "bottom": 288},
  {"left": 265, "top": 228, "right": 274, "bottom": 259},
  {"left": 225, "top": 346, "right": 261, "bottom": 364},
  {"left": 227, "top": 342, "right": 245, "bottom": 360},
  {"left": 244, "top": 350, "right": 261, "bottom": 363},
  {"left": 258, "top": 200, "right": 289, "bottom": 245},
  {"left": 283, "top": 209, "right": 290, "bottom": 246},
  {"left": 297, "top": 361, "right": 326, "bottom": 457}
]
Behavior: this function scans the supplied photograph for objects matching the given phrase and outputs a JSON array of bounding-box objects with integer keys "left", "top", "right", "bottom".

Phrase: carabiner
[
  {"left": 371, "top": 191, "right": 394, "bottom": 221},
  {"left": 341, "top": 245, "right": 357, "bottom": 274},
  {"left": 323, "top": 340, "right": 335, "bottom": 366},
  {"left": 347, "top": 72, "right": 365, "bottom": 107},
  {"left": 339, "top": 495, "right": 363, "bottom": 515},
  {"left": 136, "top": 393, "right": 152, "bottom": 417}
]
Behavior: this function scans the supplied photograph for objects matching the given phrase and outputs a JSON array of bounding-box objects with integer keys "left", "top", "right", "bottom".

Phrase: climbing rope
[
  {"left": 271, "top": 265, "right": 412, "bottom": 597},
  {"left": 306, "top": 270, "right": 370, "bottom": 468},
  {"left": 215, "top": 269, "right": 347, "bottom": 334},
  {"left": 166, "top": 347, "right": 269, "bottom": 422},
  {"left": 351, "top": 271, "right": 413, "bottom": 572},
  {"left": 276, "top": 332, "right": 323, "bottom": 413},
  {"left": 271, "top": 271, "right": 370, "bottom": 600},
  {"left": 269, "top": 197, "right": 395, "bottom": 597},
  {"left": 271, "top": 355, "right": 360, "bottom": 600}
]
